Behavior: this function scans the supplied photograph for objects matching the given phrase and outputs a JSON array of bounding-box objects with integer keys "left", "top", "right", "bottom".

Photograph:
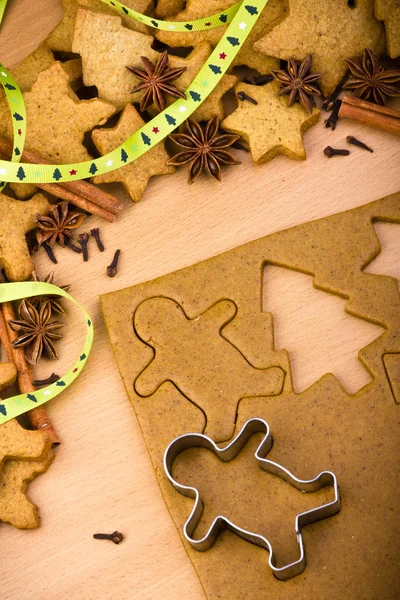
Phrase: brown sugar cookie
[
  {"left": 374, "top": 0, "right": 400, "bottom": 58},
  {"left": 101, "top": 192, "right": 400, "bottom": 600},
  {"left": 0, "top": 62, "right": 115, "bottom": 165},
  {"left": 91, "top": 104, "right": 174, "bottom": 202},
  {"left": 0, "top": 445, "right": 54, "bottom": 529},
  {"left": 254, "top": 0, "right": 385, "bottom": 97},
  {"left": 155, "top": 0, "right": 285, "bottom": 74},
  {"left": 221, "top": 82, "right": 320, "bottom": 164},
  {"left": 0, "top": 192, "right": 50, "bottom": 281},
  {"left": 46, "top": 0, "right": 152, "bottom": 53}
]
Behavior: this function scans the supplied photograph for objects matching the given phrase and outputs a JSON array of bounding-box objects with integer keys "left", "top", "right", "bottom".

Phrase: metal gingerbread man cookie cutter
[{"left": 164, "top": 418, "right": 341, "bottom": 581}]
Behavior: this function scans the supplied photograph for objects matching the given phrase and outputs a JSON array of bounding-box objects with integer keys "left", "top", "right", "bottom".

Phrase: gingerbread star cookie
[
  {"left": 221, "top": 82, "right": 320, "bottom": 164},
  {"left": 0, "top": 192, "right": 50, "bottom": 281},
  {"left": 254, "top": 0, "right": 385, "bottom": 96},
  {"left": 374, "top": 0, "right": 400, "bottom": 58},
  {"left": 155, "top": 0, "right": 285, "bottom": 74},
  {"left": 0, "top": 62, "right": 115, "bottom": 164},
  {"left": 9, "top": 42, "right": 82, "bottom": 93},
  {"left": 46, "top": 0, "right": 152, "bottom": 53},
  {"left": 146, "top": 44, "right": 238, "bottom": 122},
  {"left": 91, "top": 104, "right": 174, "bottom": 202}
]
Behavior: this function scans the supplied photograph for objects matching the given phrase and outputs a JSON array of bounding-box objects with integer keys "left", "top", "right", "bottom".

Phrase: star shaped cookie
[
  {"left": 46, "top": 0, "right": 152, "bottom": 53},
  {"left": 155, "top": 0, "right": 285, "bottom": 73},
  {"left": 221, "top": 82, "right": 320, "bottom": 164},
  {"left": 0, "top": 62, "right": 115, "bottom": 164},
  {"left": 91, "top": 104, "right": 174, "bottom": 202},
  {"left": 254, "top": 0, "right": 385, "bottom": 96},
  {"left": 374, "top": 0, "right": 400, "bottom": 58},
  {"left": 0, "top": 192, "right": 50, "bottom": 281}
]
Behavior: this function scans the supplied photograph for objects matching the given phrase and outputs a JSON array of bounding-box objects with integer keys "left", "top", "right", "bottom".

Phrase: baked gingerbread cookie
[
  {"left": 254, "top": 0, "right": 385, "bottom": 96},
  {"left": 91, "top": 103, "right": 175, "bottom": 202},
  {"left": 221, "top": 82, "right": 320, "bottom": 164},
  {"left": 0, "top": 192, "right": 50, "bottom": 281},
  {"left": 46, "top": 0, "right": 152, "bottom": 53},
  {"left": 155, "top": 0, "right": 285, "bottom": 74},
  {"left": 0, "top": 62, "right": 115, "bottom": 165},
  {"left": 0, "top": 445, "right": 54, "bottom": 529},
  {"left": 73, "top": 10, "right": 237, "bottom": 118},
  {"left": 374, "top": 0, "right": 400, "bottom": 58}
]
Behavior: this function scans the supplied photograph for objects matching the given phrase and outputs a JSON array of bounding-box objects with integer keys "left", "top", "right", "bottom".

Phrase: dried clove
[
  {"left": 324, "top": 99, "right": 342, "bottom": 130},
  {"left": 324, "top": 146, "right": 350, "bottom": 157},
  {"left": 78, "top": 233, "right": 89, "bottom": 262},
  {"left": 32, "top": 373, "right": 60, "bottom": 387},
  {"left": 65, "top": 239, "right": 83, "bottom": 254},
  {"left": 93, "top": 531, "right": 124, "bottom": 544},
  {"left": 107, "top": 249, "right": 121, "bottom": 278},
  {"left": 42, "top": 242, "right": 57, "bottom": 264},
  {"left": 346, "top": 135, "right": 373, "bottom": 152},
  {"left": 243, "top": 74, "right": 274, "bottom": 86},
  {"left": 237, "top": 91, "right": 258, "bottom": 105},
  {"left": 322, "top": 82, "right": 344, "bottom": 111},
  {"left": 90, "top": 228, "right": 105, "bottom": 252}
]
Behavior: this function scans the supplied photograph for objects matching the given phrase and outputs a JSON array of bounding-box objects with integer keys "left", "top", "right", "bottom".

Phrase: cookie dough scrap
[
  {"left": 0, "top": 62, "right": 115, "bottom": 164},
  {"left": 221, "top": 82, "right": 320, "bottom": 164},
  {"left": 374, "top": 0, "right": 400, "bottom": 58},
  {"left": 155, "top": 0, "right": 285, "bottom": 74},
  {"left": 73, "top": 10, "right": 237, "bottom": 118},
  {"left": 0, "top": 192, "right": 50, "bottom": 281},
  {"left": 254, "top": 0, "right": 385, "bottom": 97},
  {"left": 101, "top": 192, "right": 400, "bottom": 600},
  {"left": 91, "top": 104, "right": 175, "bottom": 203},
  {"left": 134, "top": 297, "right": 285, "bottom": 440},
  {"left": 46, "top": 0, "right": 152, "bottom": 53},
  {"left": 0, "top": 445, "right": 55, "bottom": 529}
]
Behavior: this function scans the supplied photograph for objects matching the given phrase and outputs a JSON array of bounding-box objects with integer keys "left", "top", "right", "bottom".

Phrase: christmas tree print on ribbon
[{"left": 0, "top": 0, "right": 268, "bottom": 184}]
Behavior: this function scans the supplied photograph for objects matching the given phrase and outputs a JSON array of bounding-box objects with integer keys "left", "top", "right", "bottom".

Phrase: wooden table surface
[{"left": 1, "top": 2, "right": 399, "bottom": 599}]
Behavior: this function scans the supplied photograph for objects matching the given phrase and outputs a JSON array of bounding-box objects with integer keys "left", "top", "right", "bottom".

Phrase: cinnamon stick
[
  {"left": 0, "top": 153, "right": 116, "bottom": 222},
  {"left": 0, "top": 135, "right": 124, "bottom": 215},
  {"left": 339, "top": 95, "right": 400, "bottom": 136},
  {"left": 0, "top": 303, "right": 60, "bottom": 446}
]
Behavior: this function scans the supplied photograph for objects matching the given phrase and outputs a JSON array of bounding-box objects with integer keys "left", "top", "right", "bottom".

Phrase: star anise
[
  {"left": 167, "top": 115, "right": 240, "bottom": 184},
  {"left": 9, "top": 299, "right": 64, "bottom": 365},
  {"left": 127, "top": 50, "right": 187, "bottom": 112},
  {"left": 34, "top": 202, "right": 86, "bottom": 248},
  {"left": 271, "top": 54, "right": 323, "bottom": 113},
  {"left": 343, "top": 48, "right": 400, "bottom": 106},
  {"left": 30, "top": 272, "right": 71, "bottom": 316}
]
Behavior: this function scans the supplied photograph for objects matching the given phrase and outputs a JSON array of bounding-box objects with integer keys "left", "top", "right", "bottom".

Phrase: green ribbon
[
  {"left": 0, "top": 0, "right": 267, "bottom": 183},
  {"left": 0, "top": 282, "right": 93, "bottom": 426},
  {"left": 0, "top": 0, "right": 267, "bottom": 424}
]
